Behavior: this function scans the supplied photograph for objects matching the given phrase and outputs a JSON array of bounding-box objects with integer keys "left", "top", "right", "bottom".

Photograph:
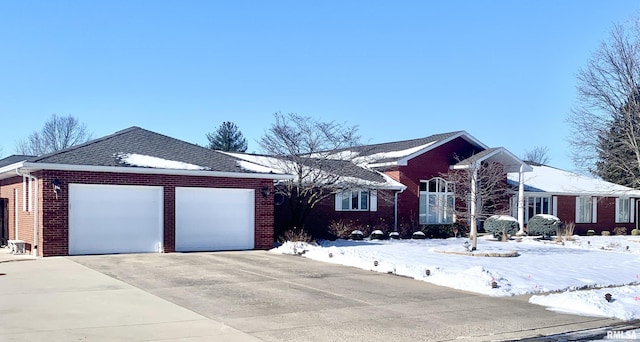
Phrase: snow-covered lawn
[{"left": 271, "top": 235, "right": 640, "bottom": 321}]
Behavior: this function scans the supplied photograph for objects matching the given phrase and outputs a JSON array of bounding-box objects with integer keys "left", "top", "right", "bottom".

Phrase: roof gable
[{"left": 329, "top": 131, "right": 489, "bottom": 167}]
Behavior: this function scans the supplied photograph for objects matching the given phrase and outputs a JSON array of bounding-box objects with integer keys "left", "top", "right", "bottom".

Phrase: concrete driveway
[{"left": 68, "top": 251, "right": 621, "bottom": 341}]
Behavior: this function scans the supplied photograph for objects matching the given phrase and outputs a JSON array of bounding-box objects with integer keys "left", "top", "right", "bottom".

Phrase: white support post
[
  {"left": 470, "top": 166, "right": 478, "bottom": 251},
  {"left": 517, "top": 164, "right": 525, "bottom": 235}
]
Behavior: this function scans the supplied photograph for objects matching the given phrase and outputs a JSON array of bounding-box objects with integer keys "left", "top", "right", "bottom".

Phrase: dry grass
[{"left": 556, "top": 221, "right": 576, "bottom": 242}]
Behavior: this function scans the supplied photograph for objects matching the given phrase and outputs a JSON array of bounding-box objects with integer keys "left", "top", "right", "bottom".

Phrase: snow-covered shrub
[
  {"left": 350, "top": 230, "right": 364, "bottom": 240},
  {"left": 527, "top": 214, "right": 561, "bottom": 237},
  {"left": 389, "top": 232, "right": 400, "bottom": 239},
  {"left": 632, "top": 229, "right": 640, "bottom": 236},
  {"left": 587, "top": 229, "right": 595, "bottom": 236},
  {"left": 370, "top": 230, "right": 385, "bottom": 240},
  {"left": 412, "top": 231, "right": 426, "bottom": 239},
  {"left": 483, "top": 215, "right": 518, "bottom": 240}
]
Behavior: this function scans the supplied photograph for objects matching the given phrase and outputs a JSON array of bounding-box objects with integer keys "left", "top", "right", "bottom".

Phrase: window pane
[
  {"left": 360, "top": 191, "right": 369, "bottom": 210},
  {"left": 342, "top": 192, "right": 350, "bottom": 210},
  {"left": 419, "top": 194, "right": 427, "bottom": 224},
  {"left": 351, "top": 191, "right": 359, "bottom": 210},
  {"left": 542, "top": 197, "right": 549, "bottom": 214},
  {"left": 427, "top": 194, "right": 437, "bottom": 224},
  {"left": 419, "top": 182, "right": 427, "bottom": 192},
  {"left": 429, "top": 180, "right": 437, "bottom": 193},
  {"left": 618, "top": 198, "right": 630, "bottom": 222}
]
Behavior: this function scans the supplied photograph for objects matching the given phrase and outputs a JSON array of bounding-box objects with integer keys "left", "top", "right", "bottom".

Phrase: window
[
  {"left": 419, "top": 178, "right": 454, "bottom": 224},
  {"left": 576, "top": 197, "right": 596, "bottom": 223},
  {"left": 335, "top": 190, "right": 376, "bottom": 211},
  {"left": 616, "top": 198, "right": 631, "bottom": 223},
  {"left": 527, "top": 196, "right": 550, "bottom": 222}
]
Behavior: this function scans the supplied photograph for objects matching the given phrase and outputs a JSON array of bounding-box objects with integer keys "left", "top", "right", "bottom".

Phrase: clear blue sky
[{"left": 1, "top": 1, "right": 638, "bottom": 171}]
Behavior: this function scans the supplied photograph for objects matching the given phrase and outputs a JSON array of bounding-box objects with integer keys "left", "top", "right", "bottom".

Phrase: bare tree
[
  {"left": 16, "top": 114, "right": 92, "bottom": 156},
  {"left": 259, "top": 112, "right": 362, "bottom": 234},
  {"left": 567, "top": 18, "right": 640, "bottom": 187},
  {"left": 444, "top": 160, "right": 511, "bottom": 250},
  {"left": 523, "top": 146, "right": 550, "bottom": 165}
]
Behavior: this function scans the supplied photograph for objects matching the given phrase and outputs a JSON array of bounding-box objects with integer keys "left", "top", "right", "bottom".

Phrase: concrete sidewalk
[{"left": 0, "top": 248, "right": 260, "bottom": 342}]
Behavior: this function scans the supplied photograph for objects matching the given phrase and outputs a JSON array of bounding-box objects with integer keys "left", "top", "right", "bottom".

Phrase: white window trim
[
  {"left": 616, "top": 197, "right": 631, "bottom": 223},
  {"left": 419, "top": 178, "right": 455, "bottom": 225},
  {"left": 335, "top": 189, "right": 376, "bottom": 212}
]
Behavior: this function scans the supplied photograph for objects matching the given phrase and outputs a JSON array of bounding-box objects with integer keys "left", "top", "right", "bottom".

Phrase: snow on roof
[
  {"left": 507, "top": 164, "right": 640, "bottom": 197},
  {"left": 116, "top": 153, "right": 210, "bottom": 170},
  {"left": 235, "top": 160, "right": 283, "bottom": 174},
  {"left": 223, "top": 151, "right": 405, "bottom": 190},
  {"left": 331, "top": 141, "right": 436, "bottom": 166}
]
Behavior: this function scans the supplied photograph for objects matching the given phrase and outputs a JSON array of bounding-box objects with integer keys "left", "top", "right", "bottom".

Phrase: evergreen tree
[{"left": 206, "top": 122, "right": 248, "bottom": 152}]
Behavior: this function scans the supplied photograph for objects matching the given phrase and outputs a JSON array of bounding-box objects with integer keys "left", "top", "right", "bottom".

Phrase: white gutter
[{"left": 17, "top": 162, "right": 294, "bottom": 180}]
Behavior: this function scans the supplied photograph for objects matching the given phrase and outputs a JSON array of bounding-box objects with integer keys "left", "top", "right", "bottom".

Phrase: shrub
[
  {"left": 587, "top": 229, "right": 595, "bottom": 236},
  {"left": 423, "top": 223, "right": 467, "bottom": 238},
  {"left": 527, "top": 214, "right": 561, "bottom": 237},
  {"left": 483, "top": 215, "right": 519, "bottom": 240},
  {"left": 559, "top": 221, "right": 576, "bottom": 241},
  {"left": 632, "top": 229, "right": 640, "bottom": 236},
  {"left": 328, "top": 220, "right": 359, "bottom": 239},
  {"left": 613, "top": 227, "right": 628, "bottom": 235},
  {"left": 601, "top": 230, "right": 611, "bottom": 236},
  {"left": 350, "top": 230, "right": 364, "bottom": 240},
  {"left": 281, "top": 228, "right": 313, "bottom": 242},
  {"left": 370, "top": 230, "right": 385, "bottom": 240},
  {"left": 389, "top": 232, "right": 400, "bottom": 239},
  {"left": 412, "top": 231, "right": 426, "bottom": 239}
]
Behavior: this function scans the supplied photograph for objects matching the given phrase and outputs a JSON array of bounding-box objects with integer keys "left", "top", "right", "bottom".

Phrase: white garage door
[
  {"left": 175, "top": 187, "right": 255, "bottom": 252},
  {"left": 69, "top": 184, "right": 163, "bottom": 255}
]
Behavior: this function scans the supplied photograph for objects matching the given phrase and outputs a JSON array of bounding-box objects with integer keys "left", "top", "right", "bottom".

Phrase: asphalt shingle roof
[
  {"left": 31, "top": 127, "right": 258, "bottom": 173},
  {"left": 0, "top": 155, "right": 37, "bottom": 168}
]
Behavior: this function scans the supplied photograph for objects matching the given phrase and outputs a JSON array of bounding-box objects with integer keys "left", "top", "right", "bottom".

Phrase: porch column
[
  {"left": 470, "top": 166, "right": 478, "bottom": 251},
  {"left": 517, "top": 163, "right": 525, "bottom": 235}
]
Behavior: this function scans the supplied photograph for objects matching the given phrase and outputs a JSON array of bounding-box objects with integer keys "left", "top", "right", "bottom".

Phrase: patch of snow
[
  {"left": 116, "top": 153, "right": 209, "bottom": 170},
  {"left": 271, "top": 235, "right": 640, "bottom": 320},
  {"left": 493, "top": 215, "right": 517, "bottom": 221},
  {"left": 508, "top": 164, "right": 640, "bottom": 196},
  {"left": 236, "top": 160, "right": 283, "bottom": 174},
  {"left": 352, "top": 142, "right": 436, "bottom": 165},
  {"left": 535, "top": 214, "right": 560, "bottom": 220}
]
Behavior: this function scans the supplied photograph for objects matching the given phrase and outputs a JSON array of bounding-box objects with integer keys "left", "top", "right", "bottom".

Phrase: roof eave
[{"left": 12, "top": 162, "right": 294, "bottom": 180}]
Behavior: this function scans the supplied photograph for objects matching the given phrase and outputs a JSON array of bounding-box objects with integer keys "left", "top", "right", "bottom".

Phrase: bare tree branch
[{"left": 16, "top": 114, "right": 92, "bottom": 156}]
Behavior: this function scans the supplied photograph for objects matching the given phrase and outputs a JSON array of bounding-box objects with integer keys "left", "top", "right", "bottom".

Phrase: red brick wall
[
  {"left": 302, "top": 189, "right": 396, "bottom": 237},
  {"left": 0, "top": 176, "right": 41, "bottom": 255},
  {"left": 392, "top": 137, "right": 482, "bottom": 227},
  {"left": 555, "top": 195, "right": 637, "bottom": 234},
  {"left": 1, "top": 170, "right": 275, "bottom": 256}
]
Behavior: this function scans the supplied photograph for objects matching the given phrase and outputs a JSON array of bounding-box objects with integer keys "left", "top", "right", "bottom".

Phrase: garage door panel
[
  {"left": 176, "top": 187, "right": 254, "bottom": 252},
  {"left": 69, "top": 184, "right": 163, "bottom": 255}
]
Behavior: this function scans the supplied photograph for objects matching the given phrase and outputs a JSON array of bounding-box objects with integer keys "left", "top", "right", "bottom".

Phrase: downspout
[
  {"left": 16, "top": 168, "right": 38, "bottom": 256},
  {"left": 517, "top": 164, "right": 525, "bottom": 235},
  {"left": 393, "top": 188, "right": 405, "bottom": 231}
]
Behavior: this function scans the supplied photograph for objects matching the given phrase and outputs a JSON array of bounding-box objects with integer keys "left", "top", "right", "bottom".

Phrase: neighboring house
[
  {"left": 507, "top": 163, "right": 640, "bottom": 235},
  {"left": 0, "top": 127, "right": 291, "bottom": 256}
]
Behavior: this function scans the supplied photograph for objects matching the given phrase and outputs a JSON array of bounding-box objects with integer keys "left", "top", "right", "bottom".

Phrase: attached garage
[
  {"left": 175, "top": 187, "right": 255, "bottom": 252},
  {"left": 68, "top": 184, "right": 164, "bottom": 255}
]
